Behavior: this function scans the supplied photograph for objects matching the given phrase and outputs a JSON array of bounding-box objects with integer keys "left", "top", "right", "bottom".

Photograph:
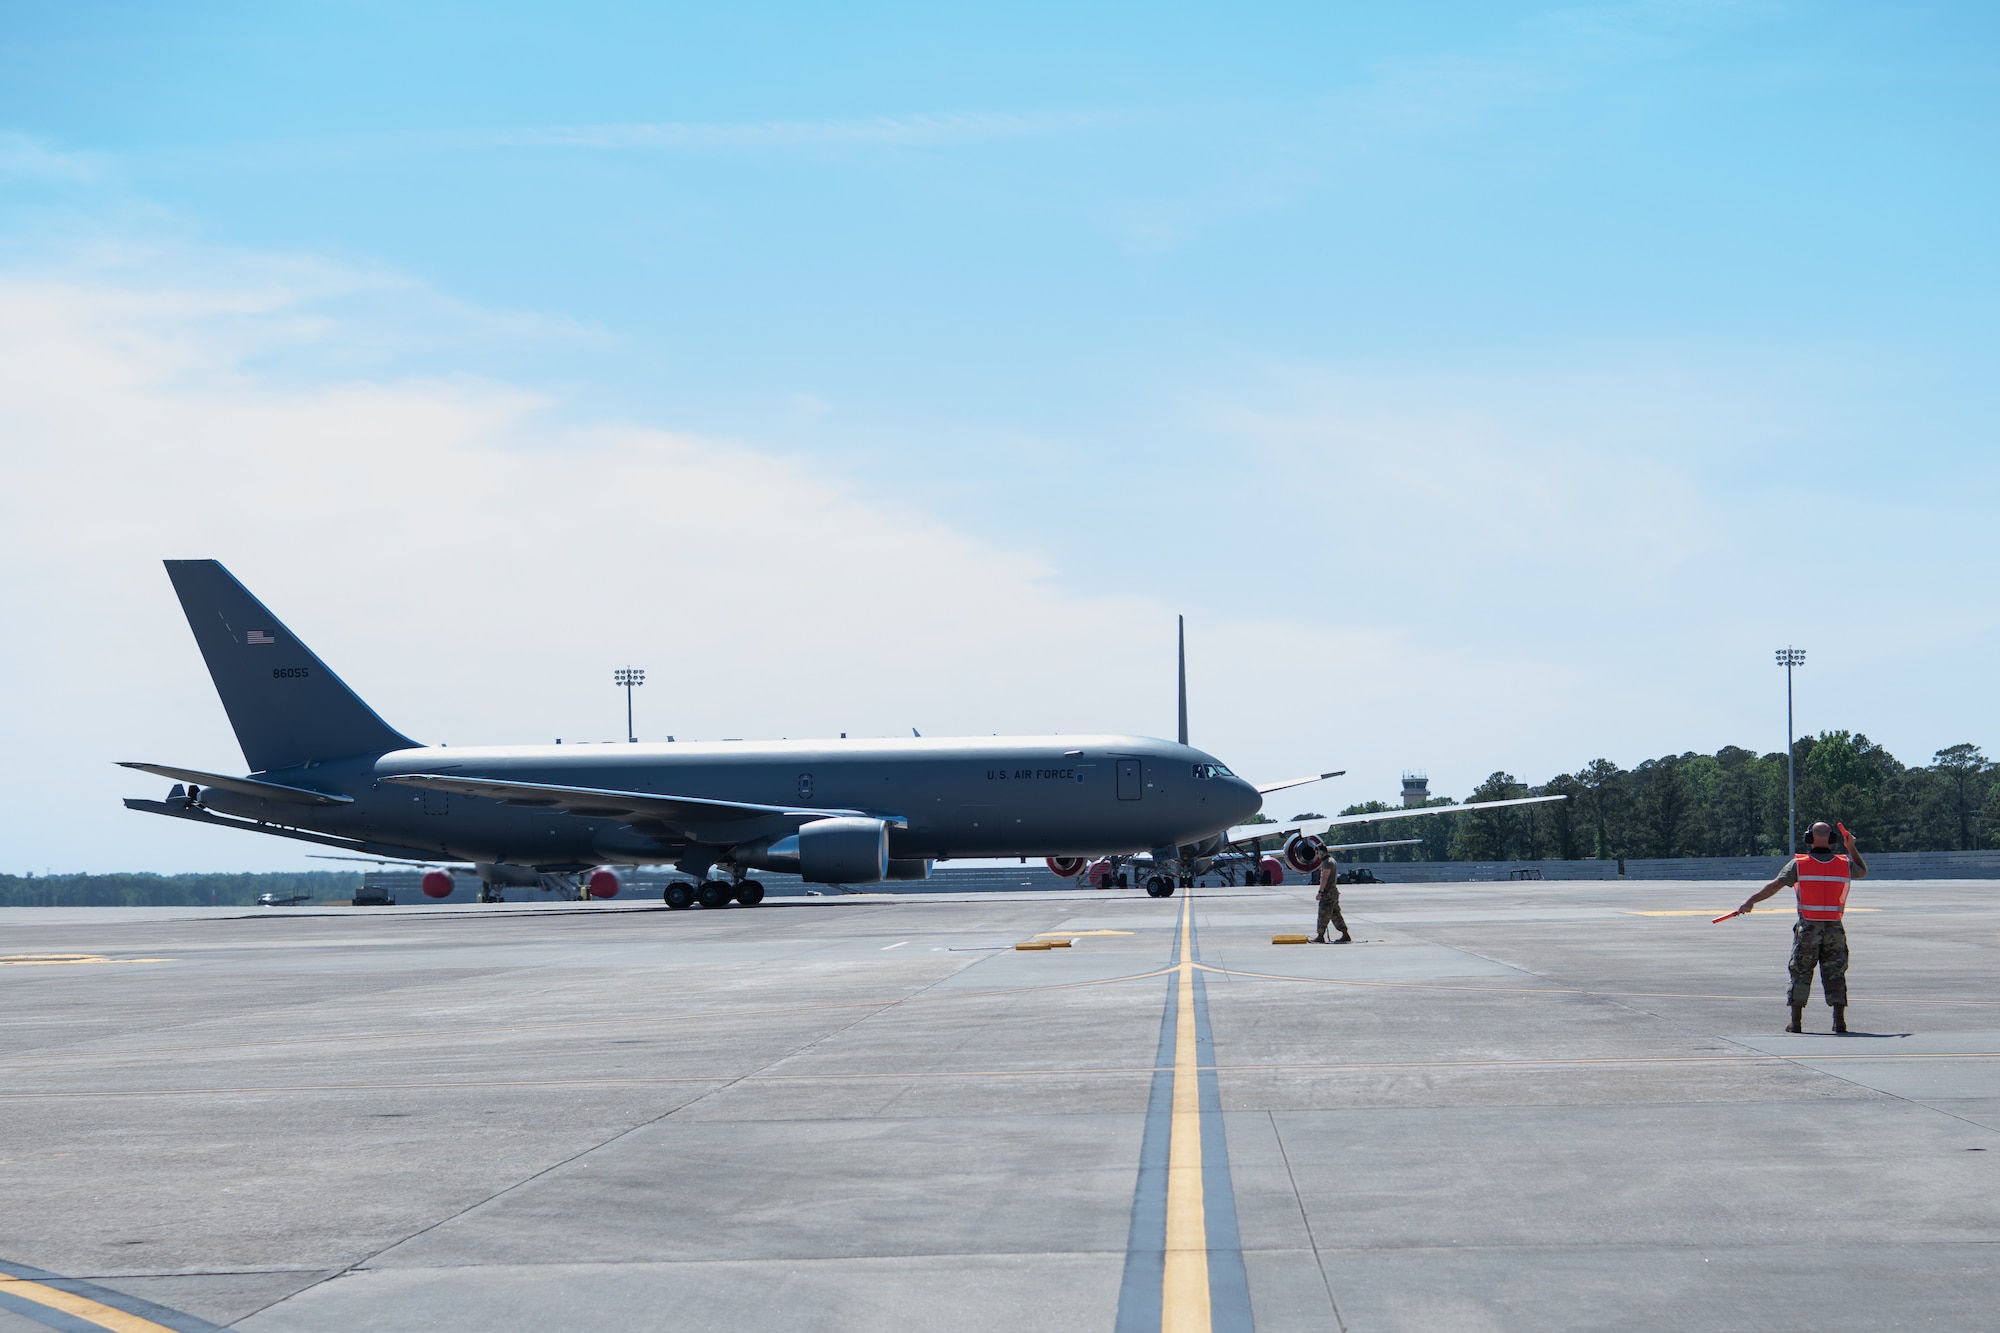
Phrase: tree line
[
  {"left": 1327, "top": 734, "right": 1996, "bottom": 863},
  {"left": 0, "top": 871, "right": 362, "bottom": 908}
]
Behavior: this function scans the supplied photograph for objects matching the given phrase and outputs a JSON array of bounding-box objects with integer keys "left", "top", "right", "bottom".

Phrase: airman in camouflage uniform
[{"left": 1313, "top": 862, "right": 1351, "bottom": 944}]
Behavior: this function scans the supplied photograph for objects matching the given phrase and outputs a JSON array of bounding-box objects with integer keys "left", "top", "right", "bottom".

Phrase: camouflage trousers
[
  {"left": 1788, "top": 919, "right": 1849, "bottom": 1007},
  {"left": 1316, "top": 889, "right": 1346, "bottom": 939}
]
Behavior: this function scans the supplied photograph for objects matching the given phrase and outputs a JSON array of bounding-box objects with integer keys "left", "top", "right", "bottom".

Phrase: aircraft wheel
[
  {"left": 664, "top": 883, "right": 695, "bottom": 910},
  {"left": 1145, "top": 876, "right": 1169, "bottom": 897},
  {"left": 697, "top": 882, "right": 734, "bottom": 909},
  {"left": 736, "top": 880, "right": 765, "bottom": 906}
]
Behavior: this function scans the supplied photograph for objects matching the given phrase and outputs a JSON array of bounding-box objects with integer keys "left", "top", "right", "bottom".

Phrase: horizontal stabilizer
[
  {"left": 378, "top": 774, "right": 903, "bottom": 832},
  {"left": 1255, "top": 769, "right": 1345, "bottom": 796},
  {"left": 118, "top": 762, "right": 353, "bottom": 806},
  {"left": 123, "top": 798, "right": 434, "bottom": 860},
  {"left": 1228, "top": 793, "right": 1567, "bottom": 846}
]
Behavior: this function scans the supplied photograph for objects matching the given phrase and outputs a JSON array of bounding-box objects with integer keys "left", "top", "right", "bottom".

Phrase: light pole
[
  {"left": 614, "top": 667, "right": 645, "bottom": 743},
  {"left": 1775, "top": 648, "right": 1806, "bottom": 853}
]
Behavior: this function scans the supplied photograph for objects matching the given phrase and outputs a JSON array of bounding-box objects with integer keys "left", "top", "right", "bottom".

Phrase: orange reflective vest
[{"left": 1794, "top": 852, "right": 1851, "bottom": 920}]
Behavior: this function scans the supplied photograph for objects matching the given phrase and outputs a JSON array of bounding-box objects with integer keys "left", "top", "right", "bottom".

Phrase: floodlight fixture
[
  {"left": 1775, "top": 648, "right": 1806, "bottom": 853},
  {"left": 615, "top": 667, "right": 646, "bottom": 742}
]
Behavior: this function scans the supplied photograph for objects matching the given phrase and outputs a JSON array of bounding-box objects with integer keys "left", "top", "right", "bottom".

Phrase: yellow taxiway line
[
  {"left": 0, "top": 1273, "right": 181, "bottom": 1332},
  {"left": 1162, "top": 889, "right": 1210, "bottom": 1332}
]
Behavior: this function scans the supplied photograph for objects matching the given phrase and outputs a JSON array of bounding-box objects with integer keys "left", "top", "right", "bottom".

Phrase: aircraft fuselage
[{"left": 192, "top": 734, "right": 1262, "bottom": 871}]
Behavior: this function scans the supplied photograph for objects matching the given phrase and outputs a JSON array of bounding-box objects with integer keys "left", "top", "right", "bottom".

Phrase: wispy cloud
[
  {"left": 0, "top": 131, "right": 106, "bottom": 183},
  {"left": 481, "top": 108, "right": 1147, "bottom": 154}
]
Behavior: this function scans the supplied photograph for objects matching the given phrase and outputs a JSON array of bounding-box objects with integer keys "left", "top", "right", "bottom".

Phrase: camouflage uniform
[
  {"left": 1788, "top": 919, "right": 1849, "bottom": 1007},
  {"left": 1315, "top": 872, "right": 1346, "bottom": 940}
]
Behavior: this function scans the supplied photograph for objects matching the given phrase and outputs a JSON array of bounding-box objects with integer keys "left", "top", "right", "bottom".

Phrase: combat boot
[
  {"left": 1832, "top": 1005, "right": 1848, "bottom": 1035},
  {"left": 1785, "top": 1004, "right": 1804, "bottom": 1034},
  {"left": 1334, "top": 932, "right": 1352, "bottom": 944}
]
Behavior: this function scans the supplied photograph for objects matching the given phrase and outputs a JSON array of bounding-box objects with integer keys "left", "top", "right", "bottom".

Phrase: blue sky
[{"left": 2, "top": 1, "right": 1995, "bottom": 870}]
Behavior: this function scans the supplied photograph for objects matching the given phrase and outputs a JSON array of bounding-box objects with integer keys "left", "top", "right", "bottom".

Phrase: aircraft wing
[
  {"left": 1226, "top": 793, "right": 1567, "bottom": 845},
  {"left": 118, "top": 762, "right": 353, "bottom": 806},
  {"left": 377, "top": 774, "right": 901, "bottom": 829},
  {"left": 1254, "top": 769, "right": 1345, "bottom": 796}
]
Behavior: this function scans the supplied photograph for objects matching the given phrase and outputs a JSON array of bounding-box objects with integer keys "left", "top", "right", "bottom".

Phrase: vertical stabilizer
[
  {"left": 1177, "top": 614, "right": 1189, "bottom": 746},
  {"left": 162, "top": 560, "right": 419, "bottom": 772}
]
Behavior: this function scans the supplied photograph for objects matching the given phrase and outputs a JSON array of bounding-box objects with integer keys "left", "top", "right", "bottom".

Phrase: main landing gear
[
  {"left": 664, "top": 879, "right": 765, "bottom": 910},
  {"left": 1144, "top": 875, "right": 1178, "bottom": 898}
]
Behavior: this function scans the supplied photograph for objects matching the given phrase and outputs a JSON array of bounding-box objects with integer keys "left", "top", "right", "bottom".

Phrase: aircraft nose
[{"left": 1226, "top": 777, "right": 1262, "bottom": 826}]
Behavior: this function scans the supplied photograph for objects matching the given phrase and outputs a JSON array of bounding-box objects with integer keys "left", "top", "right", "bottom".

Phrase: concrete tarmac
[{"left": 2, "top": 878, "right": 1997, "bottom": 1331}]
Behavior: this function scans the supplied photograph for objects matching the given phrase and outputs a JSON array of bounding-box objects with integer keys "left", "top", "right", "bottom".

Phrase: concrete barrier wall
[
  {"left": 352, "top": 849, "right": 2000, "bottom": 903},
  {"left": 1352, "top": 849, "right": 2000, "bottom": 883}
]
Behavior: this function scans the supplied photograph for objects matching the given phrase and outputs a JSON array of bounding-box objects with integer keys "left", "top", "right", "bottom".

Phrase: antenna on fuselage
[{"left": 1177, "top": 614, "right": 1189, "bottom": 746}]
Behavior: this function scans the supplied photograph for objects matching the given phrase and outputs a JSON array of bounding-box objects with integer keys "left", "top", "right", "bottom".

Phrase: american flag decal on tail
[{"left": 247, "top": 630, "right": 275, "bottom": 644}]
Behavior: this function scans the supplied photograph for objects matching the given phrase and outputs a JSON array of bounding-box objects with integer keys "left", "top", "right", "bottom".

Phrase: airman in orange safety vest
[{"left": 1734, "top": 821, "right": 1871, "bottom": 1034}]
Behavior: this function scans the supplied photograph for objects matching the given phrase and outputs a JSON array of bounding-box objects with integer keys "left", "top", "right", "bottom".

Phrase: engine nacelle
[
  {"left": 885, "top": 858, "right": 932, "bottom": 881},
  {"left": 1283, "top": 834, "right": 1328, "bottom": 874},
  {"left": 586, "top": 866, "right": 623, "bottom": 899},
  {"left": 1086, "top": 857, "right": 1116, "bottom": 889},
  {"left": 1045, "top": 856, "right": 1088, "bottom": 878},
  {"left": 798, "top": 817, "right": 889, "bottom": 884},
  {"left": 420, "top": 869, "right": 455, "bottom": 899},
  {"left": 1258, "top": 856, "right": 1286, "bottom": 886}
]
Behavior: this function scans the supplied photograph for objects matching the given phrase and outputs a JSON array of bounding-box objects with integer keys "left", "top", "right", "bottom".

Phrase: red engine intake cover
[
  {"left": 1045, "top": 856, "right": 1088, "bottom": 878},
  {"left": 587, "top": 867, "right": 622, "bottom": 899},
  {"left": 420, "top": 869, "right": 454, "bottom": 898},
  {"left": 1259, "top": 856, "right": 1286, "bottom": 886},
  {"left": 1283, "top": 834, "right": 1328, "bottom": 874},
  {"left": 1086, "top": 858, "right": 1115, "bottom": 889}
]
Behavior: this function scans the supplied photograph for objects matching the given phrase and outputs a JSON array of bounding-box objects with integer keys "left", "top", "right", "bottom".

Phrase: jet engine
[
  {"left": 420, "top": 869, "right": 454, "bottom": 899},
  {"left": 1045, "top": 856, "right": 1088, "bottom": 878},
  {"left": 1258, "top": 856, "right": 1287, "bottom": 886},
  {"left": 587, "top": 866, "right": 623, "bottom": 899},
  {"left": 1085, "top": 857, "right": 1116, "bottom": 889},
  {"left": 1283, "top": 833, "right": 1328, "bottom": 874},
  {"left": 798, "top": 817, "right": 889, "bottom": 884}
]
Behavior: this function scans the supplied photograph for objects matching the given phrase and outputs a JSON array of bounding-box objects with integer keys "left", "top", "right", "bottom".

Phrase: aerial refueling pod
[
  {"left": 1283, "top": 833, "right": 1328, "bottom": 874},
  {"left": 1045, "top": 856, "right": 1088, "bottom": 878},
  {"left": 587, "top": 866, "right": 623, "bottom": 899}
]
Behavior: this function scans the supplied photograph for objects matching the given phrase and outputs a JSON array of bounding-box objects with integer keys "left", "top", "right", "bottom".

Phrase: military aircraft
[{"left": 123, "top": 561, "right": 1276, "bottom": 906}]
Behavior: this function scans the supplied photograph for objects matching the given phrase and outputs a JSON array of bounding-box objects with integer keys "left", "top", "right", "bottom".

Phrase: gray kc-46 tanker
[{"left": 122, "top": 560, "right": 1270, "bottom": 905}]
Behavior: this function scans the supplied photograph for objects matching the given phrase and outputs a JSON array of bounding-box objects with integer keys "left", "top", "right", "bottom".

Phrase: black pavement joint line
[
  {"left": 1114, "top": 972, "right": 1176, "bottom": 1333},
  {"left": 0, "top": 1259, "right": 227, "bottom": 1333},
  {"left": 1192, "top": 965, "right": 1252, "bottom": 1332},
  {"left": 0, "top": 1289, "right": 106, "bottom": 1333}
]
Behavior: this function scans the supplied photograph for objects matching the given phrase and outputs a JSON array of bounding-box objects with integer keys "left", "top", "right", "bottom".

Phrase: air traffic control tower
[{"left": 1401, "top": 772, "right": 1430, "bottom": 807}]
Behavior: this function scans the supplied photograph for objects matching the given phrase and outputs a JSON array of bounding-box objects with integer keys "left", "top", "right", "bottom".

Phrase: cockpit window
[{"left": 1191, "top": 763, "right": 1234, "bottom": 779}]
